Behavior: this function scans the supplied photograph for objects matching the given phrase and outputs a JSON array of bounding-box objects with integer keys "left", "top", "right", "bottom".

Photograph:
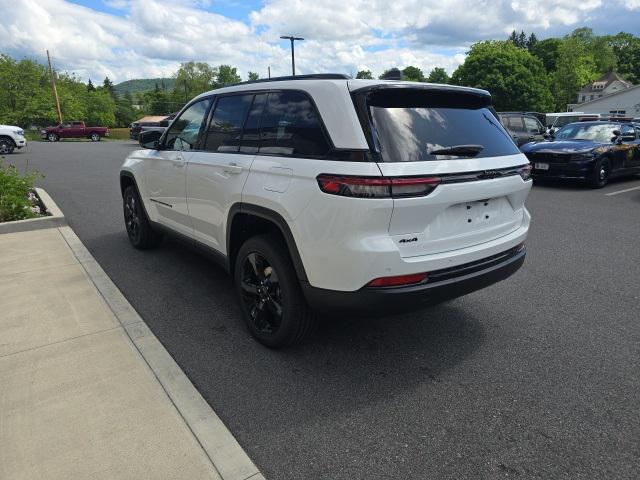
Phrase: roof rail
[{"left": 233, "top": 73, "right": 352, "bottom": 86}]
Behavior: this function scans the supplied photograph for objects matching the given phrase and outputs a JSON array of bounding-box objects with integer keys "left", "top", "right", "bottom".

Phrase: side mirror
[
  {"left": 543, "top": 133, "right": 551, "bottom": 140},
  {"left": 549, "top": 128, "right": 555, "bottom": 135},
  {"left": 612, "top": 129, "right": 621, "bottom": 137},
  {"left": 139, "top": 130, "right": 161, "bottom": 149}
]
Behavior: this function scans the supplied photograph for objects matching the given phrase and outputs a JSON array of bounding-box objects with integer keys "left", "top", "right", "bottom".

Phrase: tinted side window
[
  {"left": 204, "top": 94, "right": 253, "bottom": 153},
  {"left": 259, "top": 91, "right": 330, "bottom": 157},
  {"left": 240, "top": 94, "right": 266, "bottom": 154},
  {"left": 620, "top": 124, "right": 636, "bottom": 139},
  {"left": 164, "top": 99, "right": 211, "bottom": 151},
  {"left": 507, "top": 116, "right": 525, "bottom": 132},
  {"left": 523, "top": 116, "right": 541, "bottom": 134}
]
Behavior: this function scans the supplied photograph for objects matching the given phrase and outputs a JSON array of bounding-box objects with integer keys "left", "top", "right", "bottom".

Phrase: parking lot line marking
[{"left": 605, "top": 185, "right": 640, "bottom": 196}]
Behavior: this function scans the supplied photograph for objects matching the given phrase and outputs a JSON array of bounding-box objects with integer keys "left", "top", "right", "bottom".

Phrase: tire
[
  {"left": 234, "top": 234, "right": 317, "bottom": 348},
  {"left": 47, "top": 133, "right": 58, "bottom": 142},
  {"left": 122, "top": 185, "right": 162, "bottom": 249},
  {"left": 589, "top": 157, "right": 611, "bottom": 188},
  {"left": 90, "top": 132, "right": 100, "bottom": 142},
  {"left": 0, "top": 138, "right": 14, "bottom": 154}
]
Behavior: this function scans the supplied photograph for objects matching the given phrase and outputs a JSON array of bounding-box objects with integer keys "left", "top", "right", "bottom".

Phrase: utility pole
[
  {"left": 183, "top": 80, "right": 188, "bottom": 104},
  {"left": 46, "top": 50, "right": 62, "bottom": 124},
  {"left": 280, "top": 36, "right": 304, "bottom": 76},
  {"left": 268, "top": 66, "right": 271, "bottom": 78}
]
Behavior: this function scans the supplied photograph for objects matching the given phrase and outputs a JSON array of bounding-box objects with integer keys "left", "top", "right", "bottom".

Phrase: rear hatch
[{"left": 350, "top": 84, "right": 531, "bottom": 257}]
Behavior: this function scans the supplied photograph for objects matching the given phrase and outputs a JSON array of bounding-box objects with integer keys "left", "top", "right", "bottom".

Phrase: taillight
[
  {"left": 316, "top": 174, "right": 441, "bottom": 199},
  {"left": 519, "top": 164, "right": 532, "bottom": 181},
  {"left": 367, "top": 272, "right": 428, "bottom": 288}
]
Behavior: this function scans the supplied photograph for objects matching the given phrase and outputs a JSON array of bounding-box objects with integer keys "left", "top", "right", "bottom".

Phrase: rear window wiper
[{"left": 429, "top": 144, "right": 484, "bottom": 157}]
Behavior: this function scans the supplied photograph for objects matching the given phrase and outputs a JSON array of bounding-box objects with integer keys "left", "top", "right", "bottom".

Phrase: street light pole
[{"left": 280, "top": 36, "right": 304, "bottom": 76}]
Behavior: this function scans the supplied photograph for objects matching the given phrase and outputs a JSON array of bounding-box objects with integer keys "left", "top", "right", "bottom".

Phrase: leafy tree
[
  {"left": 379, "top": 68, "right": 402, "bottom": 79},
  {"left": 451, "top": 41, "right": 554, "bottom": 111},
  {"left": 527, "top": 33, "right": 538, "bottom": 52},
  {"left": 426, "top": 67, "right": 450, "bottom": 84},
  {"left": 247, "top": 71, "right": 260, "bottom": 81},
  {"left": 402, "top": 66, "right": 426, "bottom": 82},
  {"left": 356, "top": 70, "right": 373, "bottom": 79},
  {"left": 115, "top": 93, "right": 137, "bottom": 127},
  {"left": 102, "top": 76, "right": 116, "bottom": 98},
  {"left": 530, "top": 38, "right": 563, "bottom": 72},
  {"left": 552, "top": 35, "right": 599, "bottom": 108},
  {"left": 607, "top": 32, "right": 640, "bottom": 84},
  {"left": 173, "top": 61, "right": 217, "bottom": 102},
  {"left": 216, "top": 65, "right": 241, "bottom": 86},
  {"left": 86, "top": 89, "right": 116, "bottom": 126},
  {"left": 87, "top": 79, "right": 95, "bottom": 91}
]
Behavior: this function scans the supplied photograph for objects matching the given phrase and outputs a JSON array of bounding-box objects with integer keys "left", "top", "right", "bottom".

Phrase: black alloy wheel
[
  {"left": 123, "top": 189, "right": 141, "bottom": 244},
  {"left": 240, "top": 252, "right": 283, "bottom": 335},
  {"left": 122, "top": 185, "right": 162, "bottom": 249},
  {"left": 234, "top": 235, "right": 317, "bottom": 348}
]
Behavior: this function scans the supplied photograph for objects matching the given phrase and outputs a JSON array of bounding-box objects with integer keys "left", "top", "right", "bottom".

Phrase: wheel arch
[
  {"left": 0, "top": 135, "right": 16, "bottom": 146},
  {"left": 119, "top": 170, "right": 138, "bottom": 196},
  {"left": 227, "top": 203, "right": 308, "bottom": 282}
]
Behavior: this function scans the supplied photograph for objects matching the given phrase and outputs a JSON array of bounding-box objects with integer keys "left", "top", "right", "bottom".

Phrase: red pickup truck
[{"left": 42, "top": 121, "right": 109, "bottom": 142}]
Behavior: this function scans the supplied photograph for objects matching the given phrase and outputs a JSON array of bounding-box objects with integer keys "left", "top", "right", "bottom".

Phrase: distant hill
[{"left": 114, "top": 78, "right": 176, "bottom": 96}]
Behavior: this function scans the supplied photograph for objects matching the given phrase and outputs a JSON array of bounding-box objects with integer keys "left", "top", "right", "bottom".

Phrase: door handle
[
  {"left": 223, "top": 162, "right": 243, "bottom": 174},
  {"left": 172, "top": 155, "right": 186, "bottom": 168}
]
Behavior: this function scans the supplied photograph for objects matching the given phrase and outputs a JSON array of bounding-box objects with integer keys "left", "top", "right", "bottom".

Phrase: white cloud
[{"left": 0, "top": 0, "right": 636, "bottom": 83}]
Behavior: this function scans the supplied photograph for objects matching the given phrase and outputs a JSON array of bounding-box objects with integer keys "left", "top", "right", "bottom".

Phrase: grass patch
[{"left": 108, "top": 128, "right": 131, "bottom": 140}]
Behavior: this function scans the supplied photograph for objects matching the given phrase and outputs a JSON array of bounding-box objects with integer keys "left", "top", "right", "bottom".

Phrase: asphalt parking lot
[{"left": 7, "top": 140, "right": 640, "bottom": 479}]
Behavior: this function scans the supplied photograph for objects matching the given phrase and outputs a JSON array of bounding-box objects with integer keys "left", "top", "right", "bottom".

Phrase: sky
[{"left": 1, "top": 0, "right": 639, "bottom": 84}]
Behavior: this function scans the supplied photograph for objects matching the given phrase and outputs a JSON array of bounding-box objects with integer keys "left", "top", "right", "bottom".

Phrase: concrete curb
[
  {"left": 57, "top": 225, "right": 265, "bottom": 480},
  {"left": 0, "top": 188, "right": 66, "bottom": 234}
]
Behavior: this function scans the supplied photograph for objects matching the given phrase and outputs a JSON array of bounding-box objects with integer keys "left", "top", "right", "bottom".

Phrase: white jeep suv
[
  {"left": 0, "top": 124, "right": 27, "bottom": 154},
  {"left": 120, "top": 74, "right": 532, "bottom": 347}
]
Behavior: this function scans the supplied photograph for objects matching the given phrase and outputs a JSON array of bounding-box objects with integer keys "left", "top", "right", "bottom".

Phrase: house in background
[
  {"left": 567, "top": 84, "right": 640, "bottom": 118},
  {"left": 575, "top": 70, "right": 633, "bottom": 104}
]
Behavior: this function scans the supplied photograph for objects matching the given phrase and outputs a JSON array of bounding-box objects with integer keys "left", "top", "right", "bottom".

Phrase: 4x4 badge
[{"left": 398, "top": 237, "right": 418, "bottom": 244}]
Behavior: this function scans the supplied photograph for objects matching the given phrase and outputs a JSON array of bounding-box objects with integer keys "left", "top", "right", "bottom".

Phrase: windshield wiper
[{"left": 429, "top": 144, "right": 484, "bottom": 157}]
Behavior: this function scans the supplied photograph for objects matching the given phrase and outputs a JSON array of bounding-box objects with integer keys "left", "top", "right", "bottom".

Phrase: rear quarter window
[{"left": 258, "top": 91, "right": 331, "bottom": 157}]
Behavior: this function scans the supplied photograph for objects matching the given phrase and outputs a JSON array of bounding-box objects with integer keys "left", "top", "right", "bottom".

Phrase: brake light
[
  {"left": 519, "top": 164, "right": 532, "bottom": 181},
  {"left": 316, "top": 174, "right": 441, "bottom": 198},
  {"left": 367, "top": 272, "right": 429, "bottom": 288}
]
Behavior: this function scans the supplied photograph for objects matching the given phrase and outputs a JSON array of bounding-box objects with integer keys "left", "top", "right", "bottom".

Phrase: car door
[
  {"left": 144, "top": 97, "right": 212, "bottom": 238},
  {"left": 619, "top": 124, "right": 640, "bottom": 168},
  {"left": 523, "top": 116, "right": 545, "bottom": 144},
  {"left": 506, "top": 116, "right": 527, "bottom": 146},
  {"left": 71, "top": 122, "right": 84, "bottom": 138},
  {"left": 186, "top": 93, "right": 257, "bottom": 252}
]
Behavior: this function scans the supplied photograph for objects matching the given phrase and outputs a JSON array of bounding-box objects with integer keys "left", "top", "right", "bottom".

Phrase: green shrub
[{"left": 0, "top": 161, "right": 42, "bottom": 222}]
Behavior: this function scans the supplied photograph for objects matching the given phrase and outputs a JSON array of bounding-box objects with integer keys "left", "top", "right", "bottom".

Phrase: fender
[{"left": 227, "top": 203, "right": 309, "bottom": 282}]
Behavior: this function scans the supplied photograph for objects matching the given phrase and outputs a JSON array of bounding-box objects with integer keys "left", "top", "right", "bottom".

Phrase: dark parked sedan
[{"left": 521, "top": 121, "right": 640, "bottom": 187}]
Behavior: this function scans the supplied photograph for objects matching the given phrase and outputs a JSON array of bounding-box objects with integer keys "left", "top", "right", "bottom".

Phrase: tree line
[
  {"left": 1, "top": 27, "right": 638, "bottom": 128},
  {"left": 358, "top": 28, "right": 640, "bottom": 112},
  {"left": 0, "top": 56, "right": 258, "bottom": 128}
]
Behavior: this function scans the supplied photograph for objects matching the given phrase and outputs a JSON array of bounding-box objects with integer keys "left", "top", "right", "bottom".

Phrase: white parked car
[
  {"left": 0, "top": 124, "right": 27, "bottom": 154},
  {"left": 120, "top": 74, "right": 532, "bottom": 347}
]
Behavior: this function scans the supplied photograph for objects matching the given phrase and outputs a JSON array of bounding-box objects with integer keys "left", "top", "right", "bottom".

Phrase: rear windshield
[{"left": 366, "top": 88, "right": 519, "bottom": 162}]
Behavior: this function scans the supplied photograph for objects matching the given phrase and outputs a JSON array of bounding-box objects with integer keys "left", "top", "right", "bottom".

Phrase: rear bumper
[{"left": 302, "top": 246, "right": 526, "bottom": 315}]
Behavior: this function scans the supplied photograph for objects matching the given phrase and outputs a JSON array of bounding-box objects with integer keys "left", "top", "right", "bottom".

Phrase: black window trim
[
  {"left": 159, "top": 95, "right": 216, "bottom": 152},
  {"left": 195, "top": 88, "right": 369, "bottom": 161}
]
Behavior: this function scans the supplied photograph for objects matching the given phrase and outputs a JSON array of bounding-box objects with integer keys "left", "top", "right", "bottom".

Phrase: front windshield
[{"left": 554, "top": 123, "right": 619, "bottom": 143}]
